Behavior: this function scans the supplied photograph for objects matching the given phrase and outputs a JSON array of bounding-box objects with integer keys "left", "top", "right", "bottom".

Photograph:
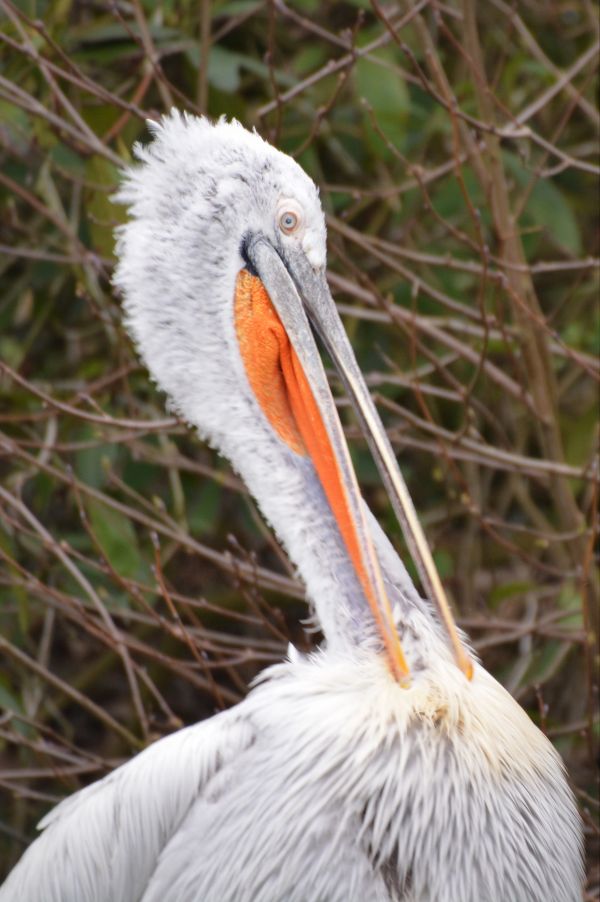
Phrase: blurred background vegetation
[{"left": 0, "top": 0, "right": 598, "bottom": 894}]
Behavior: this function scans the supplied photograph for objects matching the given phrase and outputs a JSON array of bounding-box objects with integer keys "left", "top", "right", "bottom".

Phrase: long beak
[
  {"left": 248, "top": 238, "right": 472, "bottom": 681},
  {"left": 247, "top": 237, "right": 410, "bottom": 684}
]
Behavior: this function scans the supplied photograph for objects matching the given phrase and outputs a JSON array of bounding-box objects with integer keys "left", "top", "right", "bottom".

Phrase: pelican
[{"left": 0, "top": 112, "right": 583, "bottom": 902}]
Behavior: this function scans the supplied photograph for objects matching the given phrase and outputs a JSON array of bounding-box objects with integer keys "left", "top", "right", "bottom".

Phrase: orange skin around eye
[{"left": 234, "top": 269, "right": 409, "bottom": 681}]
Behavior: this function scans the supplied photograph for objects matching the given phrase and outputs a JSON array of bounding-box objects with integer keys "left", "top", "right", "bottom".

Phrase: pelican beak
[
  {"left": 244, "top": 237, "right": 471, "bottom": 682},
  {"left": 288, "top": 250, "right": 472, "bottom": 681}
]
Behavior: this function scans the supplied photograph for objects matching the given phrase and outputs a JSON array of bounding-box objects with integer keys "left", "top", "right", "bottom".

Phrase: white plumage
[{"left": 0, "top": 113, "right": 583, "bottom": 902}]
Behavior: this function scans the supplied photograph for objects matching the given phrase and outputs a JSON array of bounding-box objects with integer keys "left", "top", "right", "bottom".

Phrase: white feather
[
  {"left": 1, "top": 654, "right": 582, "bottom": 901},
  {"left": 0, "top": 114, "right": 583, "bottom": 902}
]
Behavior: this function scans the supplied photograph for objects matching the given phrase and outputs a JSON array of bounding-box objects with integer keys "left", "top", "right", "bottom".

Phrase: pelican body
[{"left": 0, "top": 114, "right": 583, "bottom": 902}]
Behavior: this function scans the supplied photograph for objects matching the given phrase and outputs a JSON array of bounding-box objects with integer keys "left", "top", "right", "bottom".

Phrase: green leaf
[
  {"left": 356, "top": 50, "right": 410, "bottom": 158},
  {"left": 562, "top": 404, "right": 596, "bottom": 468},
  {"left": 488, "top": 580, "right": 534, "bottom": 608},
  {"left": 556, "top": 584, "right": 583, "bottom": 629},
  {"left": 430, "top": 166, "right": 483, "bottom": 222},
  {"left": 504, "top": 152, "right": 582, "bottom": 255},
  {"left": 84, "top": 157, "right": 122, "bottom": 259},
  {"left": 214, "top": 0, "right": 261, "bottom": 14},
  {"left": 0, "top": 678, "right": 23, "bottom": 715},
  {"left": 0, "top": 674, "right": 33, "bottom": 738},
  {"left": 520, "top": 640, "right": 572, "bottom": 688},
  {"left": 86, "top": 499, "right": 147, "bottom": 582},
  {"left": 75, "top": 434, "right": 119, "bottom": 490},
  {"left": 188, "top": 480, "right": 222, "bottom": 534},
  {"left": 208, "top": 46, "right": 242, "bottom": 93},
  {"left": 433, "top": 549, "right": 454, "bottom": 579}
]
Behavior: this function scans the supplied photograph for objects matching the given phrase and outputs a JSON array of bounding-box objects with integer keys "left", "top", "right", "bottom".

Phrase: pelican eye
[{"left": 279, "top": 210, "right": 300, "bottom": 234}]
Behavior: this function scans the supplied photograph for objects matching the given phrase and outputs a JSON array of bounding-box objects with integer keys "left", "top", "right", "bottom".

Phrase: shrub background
[{"left": 0, "top": 0, "right": 598, "bottom": 893}]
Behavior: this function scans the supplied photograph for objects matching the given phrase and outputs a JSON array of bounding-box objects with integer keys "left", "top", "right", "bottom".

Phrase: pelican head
[
  {"left": 114, "top": 111, "right": 468, "bottom": 681},
  {"left": 111, "top": 112, "right": 583, "bottom": 900}
]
